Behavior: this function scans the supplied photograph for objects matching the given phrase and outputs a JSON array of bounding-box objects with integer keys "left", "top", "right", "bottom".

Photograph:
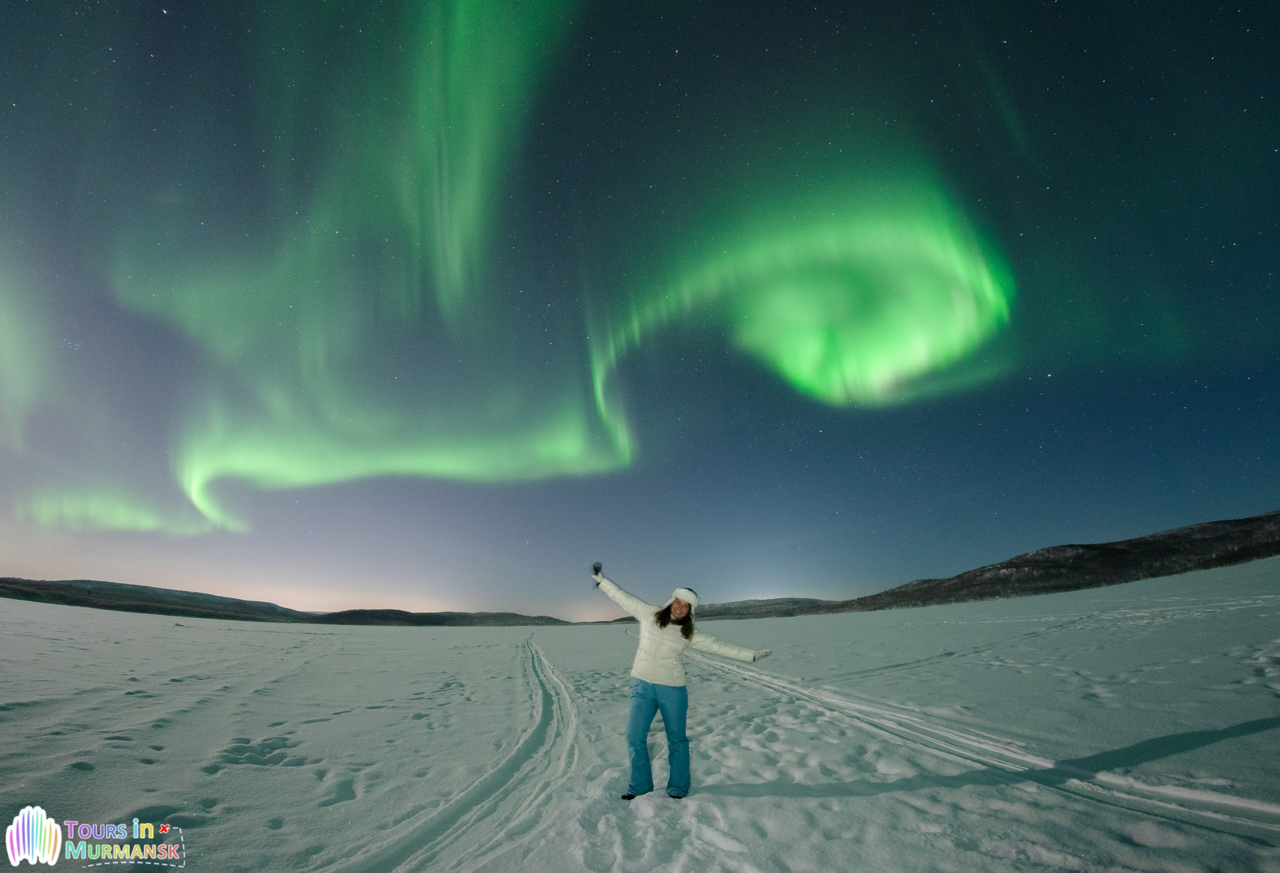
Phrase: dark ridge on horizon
[
  {"left": 315, "top": 608, "right": 568, "bottom": 627},
  {"left": 2, "top": 509, "right": 1278, "bottom": 625},
  {"left": 0, "top": 578, "right": 569, "bottom": 627},
  {"left": 0, "top": 577, "right": 304, "bottom": 624},
  {"left": 608, "top": 598, "right": 830, "bottom": 624},
  {"left": 786, "top": 507, "right": 1280, "bottom": 618}
]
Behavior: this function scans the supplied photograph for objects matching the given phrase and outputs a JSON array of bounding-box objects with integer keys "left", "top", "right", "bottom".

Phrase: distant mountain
[
  {"left": 811, "top": 508, "right": 1280, "bottom": 615},
  {"left": 0, "top": 577, "right": 305, "bottom": 623},
  {"left": 609, "top": 597, "right": 828, "bottom": 624},
  {"left": 4, "top": 509, "right": 1278, "bottom": 625},
  {"left": 312, "top": 609, "right": 567, "bottom": 627},
  {"left": 0, "top": 577, "right": 568, "bottom": 626},
  {"left": 697, "top": 509, "right": 1280, "bottom": 620},
  {"left": 697, "top": 598, "right": 830, "bottom": 619}
]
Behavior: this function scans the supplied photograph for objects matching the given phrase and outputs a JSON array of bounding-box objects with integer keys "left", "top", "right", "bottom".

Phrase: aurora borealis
[{"left": 1, "top": 2, "right": 1276, "bottom": 618}]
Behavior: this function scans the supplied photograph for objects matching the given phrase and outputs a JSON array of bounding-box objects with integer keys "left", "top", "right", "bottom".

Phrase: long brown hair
[{"left": 654, "top": 604, "right": 693, "bottom": 640}]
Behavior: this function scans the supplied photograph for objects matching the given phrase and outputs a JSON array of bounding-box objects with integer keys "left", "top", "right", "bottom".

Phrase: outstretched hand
[
  {"left": 592, "top": 572, "right": 604, "bottom": 588},
  {"left": 753, "top": 649, "right": 772, "bottom": 662}
]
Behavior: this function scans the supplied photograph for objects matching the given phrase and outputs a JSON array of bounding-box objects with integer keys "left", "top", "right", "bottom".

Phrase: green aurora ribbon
[{"left": 10, "top": 0, "right": 1014, "bottom": 534}]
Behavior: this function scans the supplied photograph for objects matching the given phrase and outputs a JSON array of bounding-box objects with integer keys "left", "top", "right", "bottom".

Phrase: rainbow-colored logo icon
[{"left": 6, "top": 805, "right": 62, "bottom": 866}]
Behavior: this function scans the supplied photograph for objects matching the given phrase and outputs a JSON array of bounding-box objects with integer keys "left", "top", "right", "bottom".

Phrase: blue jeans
[{"left": 625, "top": 678, "right": 690, "bottom": 797}]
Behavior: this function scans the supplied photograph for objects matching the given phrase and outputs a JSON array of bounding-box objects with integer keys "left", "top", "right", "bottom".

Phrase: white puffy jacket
[{"left": 598, "top": 577, "right": 757, "bottom": 686}]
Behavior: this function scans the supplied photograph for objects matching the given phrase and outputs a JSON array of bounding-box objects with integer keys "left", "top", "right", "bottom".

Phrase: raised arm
[
  {"left": 595, "top": 576, "right": 659, "bottom": 622},
  {"left": 687, "top": 631, "right": 761, "bottom": 663}
]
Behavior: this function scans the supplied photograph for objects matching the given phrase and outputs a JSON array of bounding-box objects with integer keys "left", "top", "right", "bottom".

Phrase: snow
[{"left": 3, "top": 558, "right": 1279, "bottom": 872}]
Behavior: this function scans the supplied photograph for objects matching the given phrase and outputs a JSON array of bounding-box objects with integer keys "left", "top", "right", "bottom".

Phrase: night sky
[{"left": 1, "top": 2, "right": 1276, "bottom": 620}]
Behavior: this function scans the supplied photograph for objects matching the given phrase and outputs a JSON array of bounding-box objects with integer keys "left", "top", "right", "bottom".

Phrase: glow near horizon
[{"left": 12, "top": 1, "right": 1014, "bottom": 536}]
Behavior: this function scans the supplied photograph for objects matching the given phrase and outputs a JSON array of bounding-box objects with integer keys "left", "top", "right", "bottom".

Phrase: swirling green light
[
  {"left": 238, "top": 0, "right": 584, "bottom": 332},
  {"left": 175, "top": 391, "right": 625, "bottom": 533},
  {"left": 105, "top": 0, "right": 623, "bottom": 532},
  {"left": 592, "top": 182, "right": 1013, "bottom": 411},
  {"left": 0, "top": 271, "right": 47, "bottom": 449},
  {"left": 409, "top": 0, "right": 583, "bottom": 327},
  {"left": 32, "top": 5, "right": 1014, "bottom": 536},
  {"left": 16, "top": 488, "right": 215, "bottom": 535}
]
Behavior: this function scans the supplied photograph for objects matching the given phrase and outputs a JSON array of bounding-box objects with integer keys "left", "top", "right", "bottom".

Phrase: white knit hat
[{"left": 667, "top": 587, "right": 700, "bottom": 611}]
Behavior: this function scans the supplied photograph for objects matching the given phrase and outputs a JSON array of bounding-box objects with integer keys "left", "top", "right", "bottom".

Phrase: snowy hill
[{"left": 802, "top": 508, "right": 1280, "bottom": 615}]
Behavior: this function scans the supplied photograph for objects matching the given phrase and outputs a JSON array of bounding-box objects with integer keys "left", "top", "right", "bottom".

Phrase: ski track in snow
[
  {"left": 687, "top": 651, "right": 1280, "bottom": 842},
  {"left": 334, "top": 638, "right": 578, "bottom": 873}
]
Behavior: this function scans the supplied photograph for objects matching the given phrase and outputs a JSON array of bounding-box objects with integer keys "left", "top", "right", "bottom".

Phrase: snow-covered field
[{"left": 3, "top": 559, "right": 1279, "bottom": 872}]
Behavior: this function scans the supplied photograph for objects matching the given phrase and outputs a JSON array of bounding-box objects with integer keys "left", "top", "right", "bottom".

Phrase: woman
[{"left": 594, "top": 566, "right": 771, "bottom": 800}]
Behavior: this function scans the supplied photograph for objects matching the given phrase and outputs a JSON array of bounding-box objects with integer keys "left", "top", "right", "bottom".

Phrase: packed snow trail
[
  {"left": 334, "top": 638, "right": 578, "bottom": 873},
  {"left": 689, "top": 651, "right": 1280, "bottom": 841}
]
